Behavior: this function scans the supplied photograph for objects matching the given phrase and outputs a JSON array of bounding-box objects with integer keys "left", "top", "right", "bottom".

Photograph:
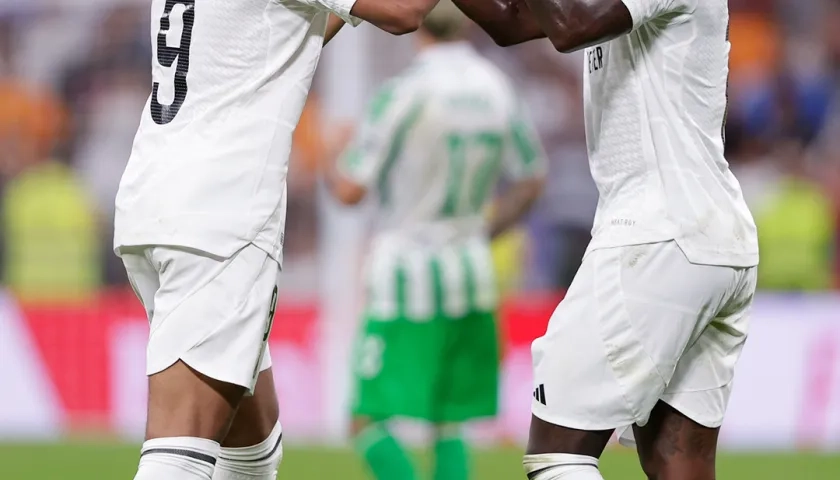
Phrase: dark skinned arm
[
  {"left": 320, "top": 125, "right": 368, "bottom": 205},
  {"left": 523, "top": 0, "right": 633, "bottom": 53},
  {"left": 451, "top": 0, "right": 547, "bottom": 46}
]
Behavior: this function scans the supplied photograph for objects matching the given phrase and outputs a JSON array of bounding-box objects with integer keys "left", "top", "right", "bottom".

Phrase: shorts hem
[
  {"left": 180, "top": 353, "right": 258, "bottom": 393},
  {"left": 659, "top": 397, "right": 725, "bottom": 429},
  {"left": 146, "top": 355, "right": 262, "bottom": 394},
  {"left": 531, "top": 406, "right": 636, "bottom": 433}
]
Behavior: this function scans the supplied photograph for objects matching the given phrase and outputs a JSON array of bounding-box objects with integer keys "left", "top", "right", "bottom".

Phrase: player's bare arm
[
  {"left": 329, "top": 175, "right": 367, "bottom": 205},
  {"left": 488, "top": 177, "right": 544, "bottom": 239},
  {"left": 324, "top": 14, "right": 346, "bottom": 45},
  {"left": 523, "top": 0, "right": 632, "bottom": 52},
  {"left": 322, "top": 126, "right": 367, "bottom": 205},
  {"left": 450, "top": 0, "right": 547, "bottom": 46},
  {"left": 350, "top": 0, "right": 444, "bottom": 34}
]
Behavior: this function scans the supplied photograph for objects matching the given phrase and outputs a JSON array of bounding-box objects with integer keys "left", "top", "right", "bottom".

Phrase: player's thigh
[
  {"left": 659, "top": 266, "right": 757, "bottom": 429},
  {"left": 223, "top": 367, "right": 280, "bottom": 447},
  {"left": 531, "top": 241, "right": 738, "bottom": 433},
  {"left": 148, "top": 243, "right": 281, "bottom": 394},
  {"left": 146, "top": 359, "right": 245, "bottom": 441},
  {"left": 633, "top": 401, "right": 719, "bottom": 480},
  {"left": 438, "top": 310, "right": 500, "bottom": 423},
  {"left": 351, "top": 315, "right": 444, "bottom": 421}
]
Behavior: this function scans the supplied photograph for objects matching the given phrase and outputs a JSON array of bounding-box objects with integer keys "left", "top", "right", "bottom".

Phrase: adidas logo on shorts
[{"left": 533, "top": 384, "right": 547, "bottom": 405}]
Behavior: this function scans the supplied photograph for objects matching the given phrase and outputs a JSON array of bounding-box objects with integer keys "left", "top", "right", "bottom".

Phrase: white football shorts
[
  {"left": 121, "top": 243, "right": 280, "bottom": 394},
  {"left": 531, "top": 241, "right": 756, "bottom": 441}
]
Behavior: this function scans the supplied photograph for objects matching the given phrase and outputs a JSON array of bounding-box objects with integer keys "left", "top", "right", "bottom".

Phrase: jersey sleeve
[
  {"left": 298, "top": 0, "right": 362, "bottom": 26},
  {"left": 620, "top": 0, "right": 695, "bottom": 30},
  {"left": 502, "top": 102, "right": 547, "bottom": 181},
  {"left": 337, "top": 82, "right": 425, "bottom": 188}
]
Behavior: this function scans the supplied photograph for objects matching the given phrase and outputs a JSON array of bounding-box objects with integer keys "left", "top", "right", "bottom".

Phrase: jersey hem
[
  {"left": 114, "top": 218, "right": 284, "bottom": 266},
  {"left": 585, "top": 236, "right": 759, "bottom": 269}
]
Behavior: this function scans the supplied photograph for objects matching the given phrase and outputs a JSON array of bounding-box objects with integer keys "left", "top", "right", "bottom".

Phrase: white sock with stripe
[
  {"left": 212, "top": 422, "right": 284, "bottom": 480},
  {"left": 134, "top": 437, "right": 220, "bottom": 480},
  {"left": 523, "top": 453, "right": 604, "bottom": 479}
]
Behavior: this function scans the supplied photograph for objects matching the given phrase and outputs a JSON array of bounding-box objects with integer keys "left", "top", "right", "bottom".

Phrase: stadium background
[{"left": 1, "top": 0, "right": 840, "bottom": 478}]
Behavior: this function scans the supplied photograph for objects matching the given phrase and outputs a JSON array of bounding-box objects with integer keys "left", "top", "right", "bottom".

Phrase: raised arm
[
  {"left": 350, "top": 0, "right": 443, "bottom": 35},
  {"left": 451, "top": 0, "right": 547, "bottom": 46},
  {"left": 323, "top": 14, "right": 346, "bottom": 45},
  {"left": 523, "top": 0, "right": 634, "bottom": 53},
  {"left": 302, "top": 0, "right": 441, "bottom": 36}
]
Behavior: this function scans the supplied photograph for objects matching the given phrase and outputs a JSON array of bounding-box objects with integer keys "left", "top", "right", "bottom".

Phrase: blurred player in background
[
  {"left": 112, "top": 1, "right": 449, "bottom": 479},
  {"left": 449, "top": 0, "right": 760, "bottom": 479},
  {"left": 324, "top": 2, "right": 546, "bottom": 479}
]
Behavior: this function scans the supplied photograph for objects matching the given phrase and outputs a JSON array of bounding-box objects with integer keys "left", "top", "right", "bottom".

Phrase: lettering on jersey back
[
  {"left": 151, "top": 0, "right": 196, "bottom": 125},
  {"left": 587, "top": 46, "right": 605, "bottom": 75}
]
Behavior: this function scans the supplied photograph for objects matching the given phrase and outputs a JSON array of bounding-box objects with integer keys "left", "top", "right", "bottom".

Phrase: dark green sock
[
  {"left": 434, "top": 433, "right": 469, "bottom": 480},
  {"left": 354, "top": 423, "right": 417, "bottom": 480}
]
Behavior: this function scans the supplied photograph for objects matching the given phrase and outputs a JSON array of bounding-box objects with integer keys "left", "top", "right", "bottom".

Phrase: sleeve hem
[
  {"left": 323, "top": 0, "right": 363, "bottom": 26},
  {"left": 619, "top": 0, "right": 645, "bottom": 30}
]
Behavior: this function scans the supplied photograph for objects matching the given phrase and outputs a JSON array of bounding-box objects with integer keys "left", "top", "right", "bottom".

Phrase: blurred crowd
[{"left": 0, "top": 0, "right": 839, "bottom": 303}]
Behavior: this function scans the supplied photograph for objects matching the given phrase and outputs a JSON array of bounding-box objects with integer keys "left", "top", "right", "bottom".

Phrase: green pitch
[{"left": 1, "top": 443, "right": 839, "bottom": 479}]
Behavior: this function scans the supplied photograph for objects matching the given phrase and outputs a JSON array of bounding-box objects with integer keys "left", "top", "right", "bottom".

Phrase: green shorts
[{"left": 350, "top": 310, "right": 500, "bottom": 423}]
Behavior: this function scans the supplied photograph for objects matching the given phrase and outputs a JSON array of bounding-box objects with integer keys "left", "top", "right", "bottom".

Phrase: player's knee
[
  {"left": 637, "top": 456, "right": 661, "bottom": 480},
  {"left": 638, "top": 458, "right": 714, "bottom": 480},
  {"left": 523, "top": 453, "right": 604, "bottom": 479}
]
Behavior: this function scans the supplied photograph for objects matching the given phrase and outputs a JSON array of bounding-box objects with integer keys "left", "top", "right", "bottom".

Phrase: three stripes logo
[{"left": 533, "top": 384, "right": 547, "bottom": 405}]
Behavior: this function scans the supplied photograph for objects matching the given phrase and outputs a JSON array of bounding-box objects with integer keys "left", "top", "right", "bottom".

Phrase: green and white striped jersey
[{"left": 339, "top": 42, "right": 546, "bottom": 320}]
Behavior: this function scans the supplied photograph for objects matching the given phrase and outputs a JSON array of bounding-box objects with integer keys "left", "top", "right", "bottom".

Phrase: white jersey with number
[
  {"left": 583, "top": 0, "right": 758, "bottom": 267},
  {"left": 114, "top": 0, "right": 358, "bottom": 264},
  {"left": 338, "top": 43, "right": 546, "bottom": 320}
]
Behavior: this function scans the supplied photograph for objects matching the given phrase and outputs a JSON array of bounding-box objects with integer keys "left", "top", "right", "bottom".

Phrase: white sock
[
  {"left": 523, "top": 453, "right": 604, "bottom": 479},
  {"left": 134, "top": 437, "right": 220, "bottom": 480},
  {"left": 213, "top": 422, "right": 284, "bottom": 480}
]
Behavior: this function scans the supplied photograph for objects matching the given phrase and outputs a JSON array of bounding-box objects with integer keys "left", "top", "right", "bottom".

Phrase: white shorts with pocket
[
  {"left": 531, "top": 241, "right": 757, "bottom": 442},
  {"left": 121, "top": 243, "right": 280, "bottom": 394}
]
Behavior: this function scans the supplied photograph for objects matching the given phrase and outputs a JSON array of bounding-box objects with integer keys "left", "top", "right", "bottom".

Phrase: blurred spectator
[
  {"left": 518, "top": 47, "right": 596, "bottom": 291},
  {"left": 729, "top": 0, "right": 781, "bottom": 87},
  {"left": 0, "top": 83, "right": 101, "bottom": 303},
  {"left": 813, "top": 1, "right": 840, "bottom": 284},
  {"left": 57, "top": 6, "right": 150, "bottom": 286},
  {"left": 750, "top": 143, "right": 835, "bottom": 291},
  {"left": 286, "top": 96, "right": 323, "bottom": 260}
]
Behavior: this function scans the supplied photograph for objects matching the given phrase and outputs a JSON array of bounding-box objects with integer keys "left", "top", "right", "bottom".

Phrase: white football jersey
[
  {"left": 114, "top": 0, "right": 358, "bottom": 264},
  {"left": 583, "top": 0, "right": 758, "bottom": 267},
  {"left": 338, "top": 43, "right": 546, "bottom": 319}
]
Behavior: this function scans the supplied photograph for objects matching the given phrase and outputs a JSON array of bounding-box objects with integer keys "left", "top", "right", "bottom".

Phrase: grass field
[{"left": 1, "top": 444, "right": 839, "bottom": 479}]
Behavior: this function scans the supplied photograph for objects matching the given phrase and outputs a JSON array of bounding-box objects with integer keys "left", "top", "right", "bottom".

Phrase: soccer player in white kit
[
  {"left": 451, "top": 0, "right": 759, "bottom": 478},
  {"left": 113, "top": 1, "right": 445, "bottom": 479}
]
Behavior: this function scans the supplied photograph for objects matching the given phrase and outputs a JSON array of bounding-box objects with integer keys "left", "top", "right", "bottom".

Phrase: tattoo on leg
[
  {"left": 637, "top": 402, "right": 720, "bottom": 480},
  {"left": 658, "top": 412, "right": 685, "bottom": 459},
  {"left": 658, "top": 406, "right": 717, "bottom": 462}
]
